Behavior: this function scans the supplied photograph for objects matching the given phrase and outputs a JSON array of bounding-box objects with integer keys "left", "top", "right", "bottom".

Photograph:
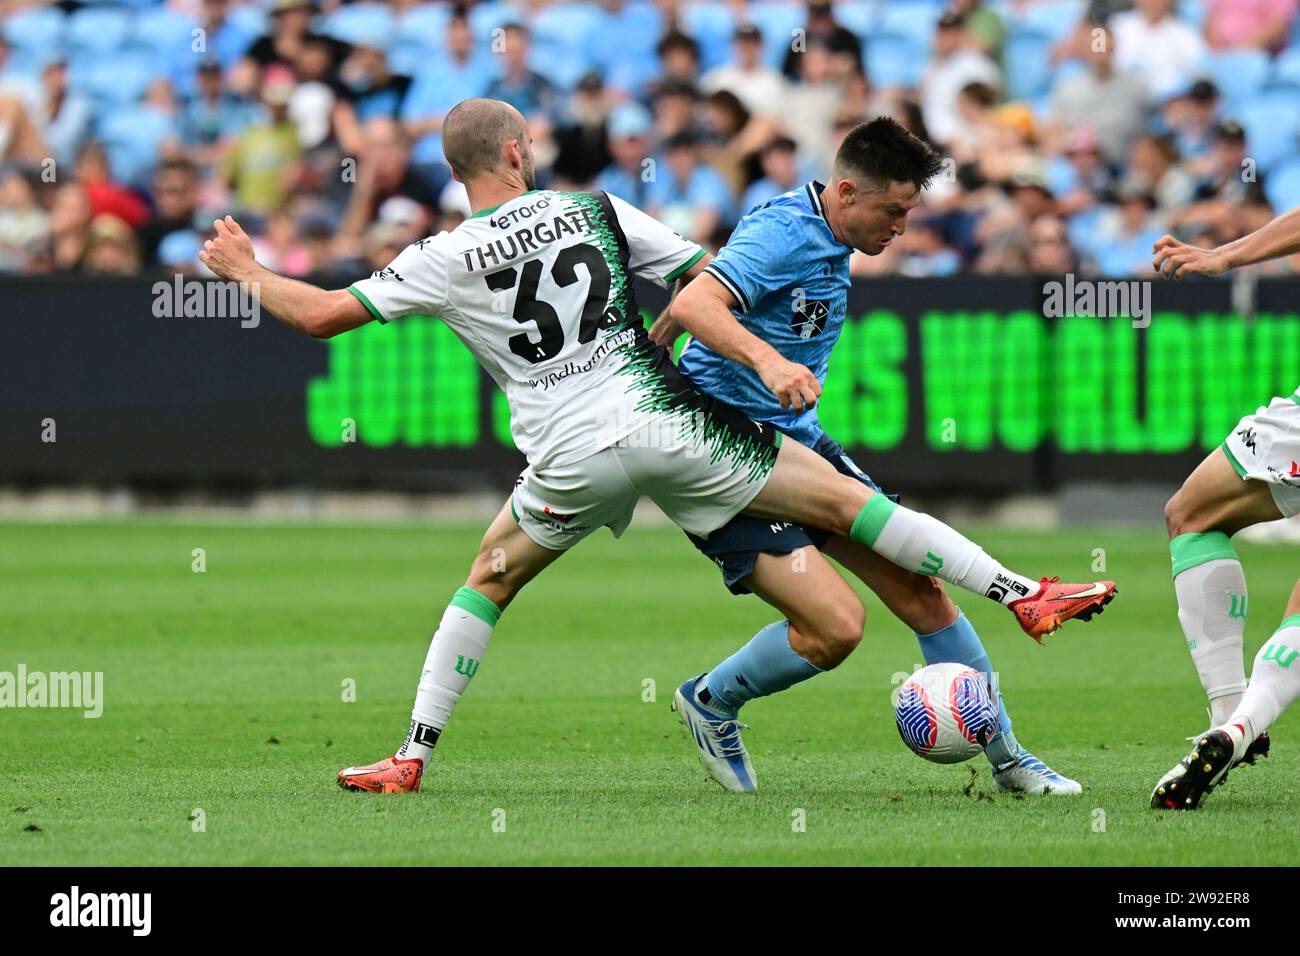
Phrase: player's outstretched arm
[
  {"left": 670, "top": 272, "right": 821, "bottom": 412},
  {"left": 198, "top": 215, "right": 372, "bottom": 339},
  {"left": 1153, "top": 204, "right": 1300, "bottom": 278}
]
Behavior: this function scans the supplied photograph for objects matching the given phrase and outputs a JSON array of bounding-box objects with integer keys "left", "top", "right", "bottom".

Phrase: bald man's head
[{"left": 442, "top": 98, "right": 534, "bottom": 189}]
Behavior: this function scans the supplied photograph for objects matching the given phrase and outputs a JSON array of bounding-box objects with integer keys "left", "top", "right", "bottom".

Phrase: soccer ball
[{"left": 894, "top": 662, "right": 999, "bottom": 764}]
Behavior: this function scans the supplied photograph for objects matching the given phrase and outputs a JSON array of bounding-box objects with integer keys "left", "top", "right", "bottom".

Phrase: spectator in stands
[
  {"left": 1129, "top": 132, "right": 1196, "bottom": 213},
  {"left": 654, "top": 30, "right": 702, "bottom": 89},
  {"left": 401, "top": 4, "right": 493, "bottom": 166},
  {"left": 1205, "top": 0, "right": 1299, "bottom": 55},
  {"left": 782, "top": 38, "right": 844, "bottom": 178},
  {"left": 336, "top": 117, "right": 442, "bottom": 251},
  {"left": 551, "top": 71, "right": 614, "bottom": 188},
  {"left": 1160, "top": 79, "right": 1222, "bottom": 172},
  {"left": 1049, "top": 125, "right": 1117, "bottom": 218},
  {"left": 1110, "top": 0, "right": 1208, "bottom": 100},
  {"left": 252, "top": 208, "right": 312, "bottom": 276},
  {"left": 138, "top": 158, "right": 202, "bottom": 268},
  {"left": 244, "top": 0, "right": 346, "bottom": 76},
  {"left": 594, "top": 103, "right": 655, "bottom": 207},
  {"left": 36, "top": 60, "right": 89, "bottom": 172},
  {"left": 1050, "top": 24, "right": 1150, "bottom": 166},
  {"left": 81, "top": 213, "right": 141, "bottom": 275},
  {"left": 700, "top": 24, "right": 787, "bottom": 120},
  {"left": 0, "top": 166, "right": 47, "bottom": 273},
  {"left": 180, "top": 59, "right": 260, "bottom": 173},
  {"left": 223, "top": 65, "right": 303, "bottom": 215},
  {"left": 47, "top": 183, "right": 91, "bottom": 272},
  {"left": 920, "top": 11, "right": 1000, "bottom": 150},
  {"left": 1027, "top": 214, "right": 1077, "bottom": 275},
  {"left": 75, "top": 141, "right": 150, "bottom": 230},
  {"left": 895, "top": 212, "right": 962, "bottom": 277},
  {"left": 782, "top": 0, "right": 864, "bottom": 81},
  {"left": 949, "top": 0, "right": 1006, "bottom": 64},
  {"left": 1094, "top": 177, "right": 1165, "bottom": 276},
  {"left": 739, "top": 135, "right": 804, "bottom": 215},
  {"left": 701, "top": 89, "right": 775, "bottom": 196},
  {"left": 645, "top": 130, "right": 732, "bottom": 246},
  {"left": 337, "top": 33, "right": 413, "bottom": 127},
  {"left": 485, "top": 23, "right": 556, "bottom": 124}
]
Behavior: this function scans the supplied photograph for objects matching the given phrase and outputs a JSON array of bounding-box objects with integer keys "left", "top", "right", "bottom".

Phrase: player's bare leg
[
  {"left": 672, "top": 548, "right": 862, "bottom": 792},
  {"left": 745, "top": 438, "right": 1116, "bottom": 641},
  {"left": 339, "top": 501, "right": 564, "bottom": 793},
  {"left": 822, "top": 539, "right": 1081, "bottom": 793}
]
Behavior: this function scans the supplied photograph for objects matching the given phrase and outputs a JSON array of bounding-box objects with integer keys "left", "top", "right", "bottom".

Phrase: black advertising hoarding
[{"left": 2, "top": 275, "right": 1298, "bottom": 493}]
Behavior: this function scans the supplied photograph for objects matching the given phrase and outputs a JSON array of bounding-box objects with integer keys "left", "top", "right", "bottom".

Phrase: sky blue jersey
[{"left": 677, "top": 181, "right": 852, "bottom": 446}]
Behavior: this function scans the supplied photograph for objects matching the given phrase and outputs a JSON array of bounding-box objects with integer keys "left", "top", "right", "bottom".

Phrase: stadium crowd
[{"left": 0, "top": 0, "right": 1298, "bottom": 278}]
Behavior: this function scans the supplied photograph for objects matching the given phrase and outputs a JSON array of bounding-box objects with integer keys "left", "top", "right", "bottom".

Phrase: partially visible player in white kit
[
  {"left": 199, "top": 98, "right": 1115, "bottom": 794},
  {"left": 1150, "top": 206, "right": 1300, "bottom": 809}
]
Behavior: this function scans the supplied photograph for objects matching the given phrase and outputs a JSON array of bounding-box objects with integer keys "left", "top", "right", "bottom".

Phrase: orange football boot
[
  {"left": 337, "top": 755, "right": 424, "bottom": 793},
  {"left": 1009, "top": 577, "right": 1117, "bottom": 643}
]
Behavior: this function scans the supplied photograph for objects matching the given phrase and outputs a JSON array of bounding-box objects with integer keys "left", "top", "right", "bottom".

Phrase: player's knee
[
  {"left": 1164, "top": 488, "right": 1208, "bottom": 538},
  {"left": 818, "top": 601, "right": 865, "bottom": 667},
  {"left": 900, "top": 575, "right": 956, "bottom": 635}
]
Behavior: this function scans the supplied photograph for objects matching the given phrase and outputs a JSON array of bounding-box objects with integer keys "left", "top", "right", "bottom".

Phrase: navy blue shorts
[{"left": 684, "top": 433, "right": 898, "bottom": 596}]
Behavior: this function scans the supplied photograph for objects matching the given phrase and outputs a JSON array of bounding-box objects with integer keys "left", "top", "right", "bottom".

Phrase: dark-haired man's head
[
  {"left": 442, "top": 98, "right": 534, "bottom": 191},
  {"left": 825, "top": 116, "right": 943, "bottom": 254}
]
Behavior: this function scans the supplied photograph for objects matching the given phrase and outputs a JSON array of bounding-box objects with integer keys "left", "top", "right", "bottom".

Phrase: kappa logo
[
  {"left": 371, "top": 266, "right": 404, "bottom": 282},
  {"left": 791, "top": 298, "right": 830, "bottom": 339},
  {"left": 1237, "top": 427, "right": 1257, "bottom": 454}
]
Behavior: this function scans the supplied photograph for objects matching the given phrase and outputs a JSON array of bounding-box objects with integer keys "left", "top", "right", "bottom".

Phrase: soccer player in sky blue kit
[{"left": 653, "top": 117, "right": 1112, "bottom": 794}]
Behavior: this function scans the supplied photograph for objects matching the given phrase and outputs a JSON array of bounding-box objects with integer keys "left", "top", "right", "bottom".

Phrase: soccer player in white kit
[
  {"left": 199, "top": 98, "right": 1116, "bottom": 794},
  {"left": 1151, "top": 207, "right": 1300, "bottom": 809}
]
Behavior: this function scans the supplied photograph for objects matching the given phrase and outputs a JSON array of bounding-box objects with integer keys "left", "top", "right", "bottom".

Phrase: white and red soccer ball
[{"left": 895, "top": 662, "right": 999, "bottom": 764}]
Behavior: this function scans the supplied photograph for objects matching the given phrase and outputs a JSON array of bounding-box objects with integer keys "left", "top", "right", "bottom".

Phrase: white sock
[
  {"left": 397, "top": 586, "right": 498, "bottom": 765},
  {"left": 1170, "top": 533, "right": 1248, "bottom": 724},
  {"left": 851, "top": 497, "right": 1038, "bottom": 606},
  {"left": 1224, "top": 616, "right": 1300, "bottom": 754}
]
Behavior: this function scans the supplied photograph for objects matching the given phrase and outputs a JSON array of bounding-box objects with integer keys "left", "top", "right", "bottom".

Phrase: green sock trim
[
  {"left": 1277, "top": 613, "right": 1300, "bottom": 632},
  {"left": 850, "top": 494, "right": 898, "bottom": 548},
  {"left": 450, "top": 585, "right": 501, "bottom": 627},
  {"left": 1221, "top": 441, "right": 1248, "bottom": 478},
  {"left": 1170, "top": 531, "right": 1238, "bottom": 578}
]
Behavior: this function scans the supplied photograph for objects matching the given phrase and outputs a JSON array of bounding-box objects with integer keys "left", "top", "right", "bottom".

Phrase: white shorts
[
  {"left": 1223, "top": 390, "right": 1300, "bottom": 518},
  {"left": 511, "top": 402, "right": 781, "bottom": 550}
]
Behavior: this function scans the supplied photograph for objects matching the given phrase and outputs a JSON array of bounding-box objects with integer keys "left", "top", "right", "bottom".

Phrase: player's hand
[
  {"left": 757, "top": 355, "right": 821, "bottom": 412},
  {"left": 648, "top": 312, "right": 683, "bottom": 349},
  {"left": 199, "top": 216, "right": 258, "bottom": 283},
  {"left": 1151, "top": 234, "right": 1231, "bottom": 279}
]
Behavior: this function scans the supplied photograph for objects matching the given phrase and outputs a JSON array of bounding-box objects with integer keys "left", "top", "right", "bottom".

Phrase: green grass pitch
[{"left": 1, "top": 519, "right": 1296, "bottom": 866}]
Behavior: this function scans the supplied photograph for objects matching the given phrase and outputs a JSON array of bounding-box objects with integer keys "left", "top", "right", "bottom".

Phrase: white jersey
[{"left": 348, "top": 189, "right": 706, "bottom": 469}]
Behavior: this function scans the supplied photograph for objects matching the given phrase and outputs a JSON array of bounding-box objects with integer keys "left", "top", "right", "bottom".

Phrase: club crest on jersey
[{"left": 791, "top": 298, "right": 830, "bottom": 339}]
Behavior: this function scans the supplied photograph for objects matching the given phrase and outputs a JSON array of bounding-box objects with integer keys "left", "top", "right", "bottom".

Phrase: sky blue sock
[
  {"left": 915, "top": 610, "right": 1020, "bottom": 768},
  {"left": 699, "top": 621, "right": 823, "bottom": 716}
]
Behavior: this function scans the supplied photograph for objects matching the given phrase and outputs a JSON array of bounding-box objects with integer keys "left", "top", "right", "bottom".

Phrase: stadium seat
[
  {"left": 467, "top": 1, "right": 518, "bottom": 48},
  {"left": 2, "top": 6, "right": 66, "bottom": 63},
  {"left": 1004, "top": 29, "right": 1054, "bottom": 100},
  {"left": 1003, "top": 0, "right": 1086, "bottom": 44},
  {"left": 1177, "top": 0, "right": 1208, "bottom": 29},
  {"left": 77, "top": 52, "right": 158, "bottom": 109},
  {"left": 530, "top": 2, "right": 604, "bottom": 90},
  {"left": 681, "top": 2, "right": 736, "bottom": 72},
  {"left": 1272, "top": 48, "right": 1300, "bottom": 87},
  {"left": 321, "top": 3, "right": 395, "bottom": 48},
  {"left": 396, "top": 3, "right": 450, "bottom": 50},
  {"left": 1265, "top": 158, "right": 1300, "bottom": 212},
  {"left": 876, "top": 3, "right": 939, "bottom": 52},
  {"left": 96, "top": 104, "right": 175, "bottom": 186},
  {"left": 65, "top": 7, "right": 133, "bottom": 59},
  {"left": 1236, "top": 97, "right": 1300, "bottom": 173},
  {"left": 863, "top": 32, "right": 925, "bottom": 89},
  {"left": 126, "top": 7, "right": 200, "bottom": 59},
  {"left": 1205, "top": 49, "right": 1271, "bottom": 108},
  {"left": 833, "top": 1, "right": 874, "bottom": 43},
  {"left": 747, "top": 1, "right": 806, "bottom": 70}
]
